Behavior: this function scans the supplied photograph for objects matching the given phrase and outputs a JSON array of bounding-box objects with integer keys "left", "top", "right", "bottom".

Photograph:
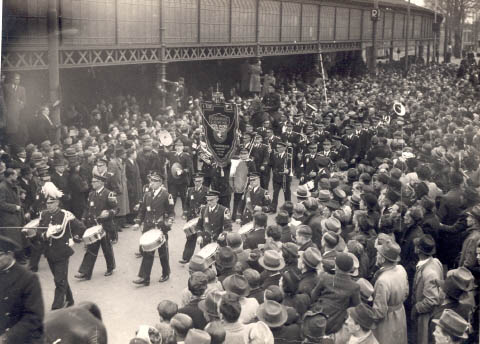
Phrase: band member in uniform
[
  {"left": 270, "top": 141, "right": 293, "bottom": 213},
  {"left": 133, "top": 172, "right": 175, "bottom": 286},
  {"left": 249, "top": 133, "right": 271, "bottom": 190},
  {"left": 195, "top": 190, "right": 232, "bottom": 247},
  {"left": 37, "top": 182, "right": 85, "bottom": 309},
  {"left": 75, "top": 174, "right": 117, "bottom": 280},
  {"left": 299, "top": 142, "right": 320, "bottom": 186},
  {"left": 167, "top": 139, "right": 193, "bottom": 218},
  {"left": 179, "top": 173, "right": 208, "bottom": 264},
  {"left": 241, "top": 172, "right": 271, "bottom": 224}
]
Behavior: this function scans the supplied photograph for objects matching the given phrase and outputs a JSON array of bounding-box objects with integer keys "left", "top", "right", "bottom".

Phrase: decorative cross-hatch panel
[{"left": 164, "top": 45, "right": 257, "bottom": 61}]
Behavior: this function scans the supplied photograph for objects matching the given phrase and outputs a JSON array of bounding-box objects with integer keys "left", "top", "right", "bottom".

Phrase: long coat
[
  {"left": 0, "top": 180, "right": 23, "bottom": 244},
  {"left": 371, "top": 264, "right": 409, "bottom": 344},
  {"left": 125, "top": 158, "right": 142, "bottom": 213},
  {"left": 0, "top": 263, "right": 44, "bottom": 344},
  {"left": 412, "top": 257, "right": 443, "bottom": 344},
  {"left": 108, "top": 158, "right": 129, "bottom": 217},
  {"left": 248, "top": 63, "right": 262, "bottom": 93},
  {"left": 3, "top": 83, "right": 26, "bottom": 134}
]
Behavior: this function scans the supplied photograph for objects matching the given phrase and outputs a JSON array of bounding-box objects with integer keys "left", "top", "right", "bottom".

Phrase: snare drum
[
  {"left": 82, "top": 225, "right": 106, "bottom": 245},
  {"left": 139, "top": 229, "right": 166, "bottom": 252},
  {"left": 197, "top": 243, "right": 219, "bottom": 266},
  {"left": 22, "top": 218, "right": 40, "bottom": 238},
  {"left": 238, "top": 222, "right": 254, "bottom": 235},
  {"left": 183, "top": 218, "right": 199, "bottom": 237}
]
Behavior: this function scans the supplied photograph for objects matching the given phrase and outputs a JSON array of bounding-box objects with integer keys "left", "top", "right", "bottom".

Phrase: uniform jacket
[
  {"left": 311, "top": 271, "right": 361, "bottom": 334},
  {"left": 196, "top": 204, "right": 232, "bottom": 242},
  {"left": 108, "top": 158, "right": 129, "bottom": 216},
  {"left": 38, "top": 209, "right": 85, "bottom": 263},
  {"left": 270, "top": 152, "right": 293, "bottom": 184},
  {"left": 246, "top": 186, "right": 270, "bottom": 211},
  {"left": 0, "top": 263, "right": 44, "bottom": 344},
  {"left": 412, "top": 257, "right": 444, "bottom": 344},
  {"left": 137, "top": 187, "right": 175, "bottom": 232},
  {"left": 0, "top": 180, "right": 23, "bottom": 243},
  {"left": 343, "top": 134, "right": 360, "bottom": 161},
  {"left": 250, "top": 142, "right": 270, "bottom": 172},
  {"left": 371, "top": 265, "right": 409, "bottom": 344},
  {"left": 82, "top": 187, "right": 118, "bottom": 232},
  {"left": 185, "top": 185, "right": 208, "bottom": 220}
]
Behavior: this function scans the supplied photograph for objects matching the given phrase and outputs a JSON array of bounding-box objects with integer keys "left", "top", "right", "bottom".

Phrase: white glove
[{"left": 132, "top": 224, "right": 140, "bottom": 231}]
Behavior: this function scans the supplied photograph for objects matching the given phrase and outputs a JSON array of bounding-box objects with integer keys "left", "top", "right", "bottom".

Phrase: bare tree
[{"left": 425, "top": 0, "right": 480, "bottom": 58}]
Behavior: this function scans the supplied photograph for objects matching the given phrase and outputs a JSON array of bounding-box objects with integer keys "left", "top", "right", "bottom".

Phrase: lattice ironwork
[
  {"left": 1, "top": 50, "right": 48, "bottom": 70},
  {"left": 260, "top": 43, "right": 318, "bottom": 56},
  {"left": 164, "top": 45, "right": 257, "bottom": 61},
  {"left": 320, "top": 42, "right": 362, "bottom": 52}
]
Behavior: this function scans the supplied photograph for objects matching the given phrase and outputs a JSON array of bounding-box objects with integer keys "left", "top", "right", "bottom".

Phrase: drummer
[
  {"left": 37, "top": 183, "right": 85, "bottom": 309},
  {"left": 195, "top": 190, "right": 232, "bottom": 247},
  {"left": 75, "top": 173, "right": 117, "bottom": 281},
  {"left": 180, "top": 172, "right": 208, "bottom": 264},
  {"left": 133, "top": 172, "right": 175, "bottom": 286}
]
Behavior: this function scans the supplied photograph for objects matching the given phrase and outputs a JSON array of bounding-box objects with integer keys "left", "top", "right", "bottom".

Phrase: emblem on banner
[{"left": 209, "top": 113, "right": 230, "bottom": 143}]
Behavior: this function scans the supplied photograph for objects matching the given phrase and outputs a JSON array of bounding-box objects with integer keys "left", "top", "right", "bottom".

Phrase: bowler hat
[
  {"left": 413, "top": 234, "right": 436, "bottom": 256},
  {"left": 259, "top": 250, "right": 286, "bottom": 271},
  {"left": 432, "top": 309, "right": 469, "bottom": 339},
  {"left": 348, "top": 304, "right": 376, "bottom": 330},
  {"left": 302, "top": 247, "right": 322, "bottom": 269},
  {"left": 256, "top": 301, "right": 288, "bottom": 328},
  {"left": 215, "top": 247, "right": 237, "bottom": 269},
  {"left": 222, "top": 274, "right": 250, "bottom": 297},
  {"left": 378, "top": 240, "right": 401, "bottom": 262},
  {"left": 335, "top": 252, "right": 354, "bottom": 273}
]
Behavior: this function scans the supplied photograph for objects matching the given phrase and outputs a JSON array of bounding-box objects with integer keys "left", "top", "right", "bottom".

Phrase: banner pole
[{"left": 319, "top": 52, "right": 328, "bottom": 104}]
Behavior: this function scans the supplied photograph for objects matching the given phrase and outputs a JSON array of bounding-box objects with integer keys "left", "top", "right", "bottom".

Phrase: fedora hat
[
  {"left": 317, "top": 190, "right": 331, "bottom": 202},
  {"left": 445, "top": 267, "right": 476, "bottom": 292},
  {"left": 215, "top": 247, "right": 237, "bottom": 269},
  {"left": 222, "top": 274, "right": 250, "bottom": 297},
  {"left": 378, "top": 240, "right": 401, "bottom": 262},
  {"left": 295, "top": 185, "right": 310, "bottom": 199},
  {"left": 259, "top": 250, "right": 286, "bottom": 271},
  {"left": 302, "top": 247, "right": 322, "bottom": 269},
  {"left": 302, "top": 311, "right": 328, "bottom": 339},
  {"left": 188, "top": 255, "right": 209, "bottom": 273},
  {"left": 413, "top": 234, "right": 436, "bottom": 256},
  {"left": 432, "top": 309, "right": 469, "bottom": 339},
  {"left": 198, "top": 290, "right": 223, "bottom": 317},
  {"left": 256, "top": 301, "right": 288, "bottom": 328}
]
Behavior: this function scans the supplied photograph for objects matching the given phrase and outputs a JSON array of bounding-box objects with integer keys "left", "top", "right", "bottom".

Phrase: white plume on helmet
[{"left": 42, "top": 181, "right": 64, "bottom": 200}]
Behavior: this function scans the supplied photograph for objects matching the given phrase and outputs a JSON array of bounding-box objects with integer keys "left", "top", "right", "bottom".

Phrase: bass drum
[{"left": 229, "top": 159, "right": 249, "bottom": 193}]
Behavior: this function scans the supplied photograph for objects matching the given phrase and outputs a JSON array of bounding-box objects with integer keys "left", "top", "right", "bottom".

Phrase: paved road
[{"left": 37, "top": 185, "right": 291, "bottom": 343}]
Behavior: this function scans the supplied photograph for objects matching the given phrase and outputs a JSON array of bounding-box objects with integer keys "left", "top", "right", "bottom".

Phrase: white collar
[{"left": 416, "top": 257, "right": 431, "bottom": 269}]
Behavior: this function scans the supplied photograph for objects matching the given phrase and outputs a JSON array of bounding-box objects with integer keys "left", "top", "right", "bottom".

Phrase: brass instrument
[{"left": 283, "top": 147, "right": 294, "bottom": 190}]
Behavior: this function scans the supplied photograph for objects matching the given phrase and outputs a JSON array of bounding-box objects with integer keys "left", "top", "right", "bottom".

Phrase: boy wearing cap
[
  {"left": 133, "top": 172, "right": 175, "bottom": 285},
  {"left": 180, "top": 173, "right": 208, "bottom": 264},
  {"left": 75, "top": 173, "right": 117, "bottom": 281},
  {"left": 0, "top": 235, "right": 44, "bottom": 344}
]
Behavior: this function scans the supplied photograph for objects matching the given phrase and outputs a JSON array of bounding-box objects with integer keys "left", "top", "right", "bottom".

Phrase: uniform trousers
[
  {"left": 232, "top": 192, "right": 245, "bottom": 221},
  {"left": 28, "top": 239, "right": 45, "bottom": 272},
  {"left": 138, "top": 233, "right": 170, "bottom": 281},
  {"left": 182, "top": 233, "right": 197, "bottom": 262},
  {"left": 260, "top": 169, "right": 271, "bottom": 190},
  {"left": 271, "top": 180, "right": 291, "bottom": 211},
  {"left": 170, "top": 183, "right": 187, "bottom": 213},
  {"left": 78, "top": 235, "right": 116, "bottom": 278},
  {"left": 47, "top": 258, "right": 74, "bottom": 309},
  {"left": 218, "top": 194, "right": 231, "bottom": 209}
]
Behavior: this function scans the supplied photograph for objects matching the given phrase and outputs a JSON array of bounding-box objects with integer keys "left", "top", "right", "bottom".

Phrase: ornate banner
[{"left": 201, "top": 102, "right": 239, "bottom": 167}]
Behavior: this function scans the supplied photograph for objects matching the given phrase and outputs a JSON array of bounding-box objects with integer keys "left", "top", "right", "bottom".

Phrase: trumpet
[
  {"left": 283, "top": 147, "right": 294, "bottom": 190},
  {"left": 287, "top": 147, "right": 294, "bottom": 177}
]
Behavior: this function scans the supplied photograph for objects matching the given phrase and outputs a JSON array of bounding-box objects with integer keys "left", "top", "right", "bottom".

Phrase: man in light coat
[
  {"left": 411, "top": 234, "right": 443, "bottom": 344},
  {"left": 371, "top": 240, "right": 408, "bottom": 344}
]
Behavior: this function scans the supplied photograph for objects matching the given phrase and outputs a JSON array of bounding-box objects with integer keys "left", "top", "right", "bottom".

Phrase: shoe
[
  {"left": 66, "top": 300, "right": 75, "bottom": 307},
  {"left": 74, "top": 273, "right": 91, "bottom": 280},
  {"left": 122, "top": 224, "right": 130, "bottom": 228},
  {"left": 135, "top": 252, "right": 142, "bottom": 258},
  {"left": 133, "top": 278, "right": 150, "bottom": 286},
  {"left": 159, "top": 275, "right": 169, "bottom": 283},
  {"left": 179, "top": 259, "right": 189, "bottom": 264},
  {"left": 104, "top": 270, "right": 114, "bottom": 277},
  {"left": 117, "top": 228, "right": 123, "bottom": 232}
]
